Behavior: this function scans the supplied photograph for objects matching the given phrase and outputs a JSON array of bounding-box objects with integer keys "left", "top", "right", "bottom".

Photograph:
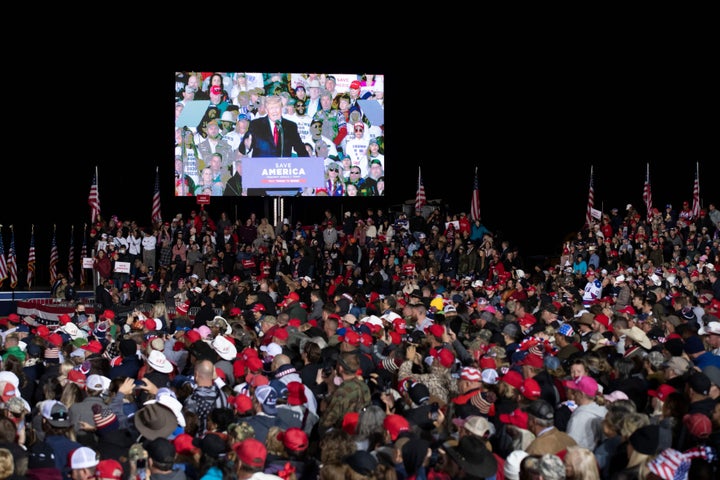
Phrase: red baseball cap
[
  {"left": 96, "top": 459, "right": 124, "bottom": 480},
  {"left": 284, "top": 292, "right": 300, "bottom": 302},
  {"left": 520, "top": 377, "right": 541, "bottom": 400},
  {"left": 500, "top": 370, "right": 523, "bottom": 390},
  {"left": 174, "top": 433, "right": 200, "bottom": 456},
  {"left": 648, "top": 383, "right": 677, "bottom": 402},
  {"left": 498, "top": 408, "right": 528, "bottom": 429},
  {"left": 617, "top": 306, "right": 636, "bottom": 315},
  {"left": 383, "top": 414, "right": 410, "bottom": 441},
  {"left": 273, "top": 328, "right": 289, "bottom": 341},
  {"left": 233, "top": 438, "right": 266, "bottom": 469},
  {"left": 519, "top": 353, "right": 544, "bottom": 369},
  {"left": 431, "top": 348, "right": 455, "bottom": 368}
]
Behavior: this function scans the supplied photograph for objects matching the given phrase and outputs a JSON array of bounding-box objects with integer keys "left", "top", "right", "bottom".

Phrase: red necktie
[{"left": 273, "top": 123, "right": 279, "bottom": 146}]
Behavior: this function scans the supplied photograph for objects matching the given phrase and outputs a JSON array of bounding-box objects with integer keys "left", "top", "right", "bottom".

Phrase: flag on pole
[
  {"left": 0, "top": 227, "right": 8, "bottom": 288},
  {"left": 68, "top": 227, "right": 75, "bottom": 282},
  {"left": 27, "top": 227, "right": 36, "bottom": 288},
  {"left": 585, "top": 166, "right": 595, "bottom": 229},
  {"left": 88, "top": 166, "right": 101, "bottom": 224},
  {"left": 415, "top": 167, "right": 426, "bottom": 211},
  {"left": 691, "top": 162, "right": 700, "bottom": 220},
  {"left": 79, "top": 226, "right": 88, "bottom": 287},
  {"left": 643, "top": 163, "right": 653, "bottom": 223},
  {"left": 50, "top": 228, "right": 59, "bottom": 286},
  {"left": 7, "top": 228, "right": 17, "bottom": 289},
  {"left": 151, "top": 166, "right": 162, "bottom": 224},
  {"left": 470, "top": 166, "right": 481, "bottom": 222}
]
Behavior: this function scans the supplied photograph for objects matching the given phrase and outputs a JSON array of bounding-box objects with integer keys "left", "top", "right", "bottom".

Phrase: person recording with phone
[{"left": 239, "top": 95, "right": 309, "bottom": 158}]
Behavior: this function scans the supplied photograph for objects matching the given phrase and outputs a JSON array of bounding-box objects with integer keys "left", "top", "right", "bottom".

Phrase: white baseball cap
[
  {"left": 69, "top": 447, "right": 99, "bottom": 469},
  {"left": 86, "top": 374, "right": 111, "bottom": 392},
  {"left": 260, "top": 342, "right": 282, "bottom": 357}
]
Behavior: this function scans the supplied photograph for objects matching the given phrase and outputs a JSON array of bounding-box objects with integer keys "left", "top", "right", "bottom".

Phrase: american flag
[
  {"left": 0, "top": 228, "right": 7, "bottom": 288},
  {"left": 585, "top": 166, "right": 595, "bottom": 229},
  {"left": 50, "top": 230, "right": 59, "bottom": 286},
  {"left": 691, "top": 163, "right": 700, "bottom": 220},
  {"left": 67, "top": 228, "right": 75, "bottom": 282},
  {"left": 470, "top": 166, "right": 481, "bottom": 222},
  {"left": 643, "top": 163, "right": 653, "bottom": 223},
  {"left": 7, "top": 228, "right": 17, "bottom": 289},
  {"left": 27, "top": 228, "right": 36, "bottom": 288},
  {"left": 88, "top": 167, "right": 101, "bottom": 224},
  {"left": 415, "top": 167, "right": 426, "bottom": 211},
  {"left": 79, "top": 230, "right": 87, "bottom": 287},
  {"left": 152, "top": 166, "right": 162, "bottom": 224}
]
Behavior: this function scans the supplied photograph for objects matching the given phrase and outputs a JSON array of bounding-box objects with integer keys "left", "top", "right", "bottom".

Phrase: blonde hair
[
  {"left": 626, "top": 449, "right": 652, "bottom": 470},
  {"left": 619, "top": 412, "right": 650, "bottom": 440},
  {"left": 151, "top": 302, "right": 168, "bottom": 318},
  {"left": 58, "top": 360, "right": 75, "bottom": 386},
  {"left": 0, "top": 448, "right": 13, "bottom": 479},
  {"left": 564, "top": 446, "right": 600, "bottom": 480},
  {"left": 265, "top": 426, "right": 285, "bottom": 456}
]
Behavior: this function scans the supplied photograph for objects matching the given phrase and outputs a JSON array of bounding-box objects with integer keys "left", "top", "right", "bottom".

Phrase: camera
[{"left": 430, "top": 402, "right": 439, "bottom": 420}]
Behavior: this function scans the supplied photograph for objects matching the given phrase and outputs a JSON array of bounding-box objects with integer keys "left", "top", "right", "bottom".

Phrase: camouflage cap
[{"left": 229, "top": 421, "right": 255, "bottom": 442}]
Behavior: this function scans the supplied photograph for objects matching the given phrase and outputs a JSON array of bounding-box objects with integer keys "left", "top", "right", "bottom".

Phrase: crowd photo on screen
[{"left": 175, "top": 72, "right": 385, "bottom": 198}]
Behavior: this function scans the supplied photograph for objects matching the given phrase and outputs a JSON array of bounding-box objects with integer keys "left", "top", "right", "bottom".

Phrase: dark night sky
[{"left": 4, "top": 43, "right": 717, "bottom": 286}]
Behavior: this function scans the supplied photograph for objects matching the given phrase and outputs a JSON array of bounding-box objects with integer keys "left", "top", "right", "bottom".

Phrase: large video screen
[{"left": 175, "top": 72, "right": 385, "bottom": 197}]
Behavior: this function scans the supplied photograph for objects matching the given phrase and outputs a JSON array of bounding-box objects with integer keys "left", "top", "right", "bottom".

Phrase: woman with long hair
[{"left": 564, "top": 446, "right": 601, "bottom": 480}]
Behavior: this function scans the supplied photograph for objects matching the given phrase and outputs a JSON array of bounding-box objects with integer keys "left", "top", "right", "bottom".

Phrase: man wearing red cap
[
  {"left": 282, "top": 291, "right": 307, "bottom": 323},
  {"left": 234, "top": 438, "right": 269, "bottom": 478},
  {"left": 399, "top": 344, "right": 458, "bottom": 405},
  {"left": 275, "top": 380, "right": 319, "bottom": 435},
  {"left": 338, "top": 328, "right": 375, "bottom": 379},
  {"left": 450, "top": 367, "right": 486, "bottom": 419},
  {"left": 582, "top": 269, "right": 603, "bottom": 309}
]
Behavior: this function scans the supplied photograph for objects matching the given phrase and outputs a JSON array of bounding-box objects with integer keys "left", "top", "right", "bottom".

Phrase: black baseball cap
[
  {"left": 525, "top": 399, "right": 554, "bottom": 421},
  {"left": 145, "top": 438, "right": 175, "bottom": 465},
  {"left": 192, "top": 433, "right": 228, "bottom": 459}
]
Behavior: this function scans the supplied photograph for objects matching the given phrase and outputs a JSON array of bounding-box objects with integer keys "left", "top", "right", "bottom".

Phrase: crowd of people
[
  {"left": 1, "top": 198, "right": 720, "bottom": 480},
  {"left": 175, "top": 72, "right": 385, "bottom": 197}
]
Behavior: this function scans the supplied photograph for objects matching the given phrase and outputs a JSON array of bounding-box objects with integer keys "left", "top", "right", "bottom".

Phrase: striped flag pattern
[
  {"left": 470, "top": 167, "right": 481, "bottom": 222},
  {"left": 643, "top": 163, "right": 653, "bottom": 223},
  {"left": 27, "top": 229, "right": 36, "bottom": 288},
  {"left": 152, "top": 166, "right": 162, "bottom": 224},
  {"left": 68, "top": 228, "right": 75, "bottom": 282},
  {"left": 691, "top": 165, "right": 700, "bottom": 220},
  {"left": 89, "top": 167, "right": 101, "bottom": 224},
  {"left": 415, "top": 167, "right": 426, "bottom": 211},
  {"left": 585, "top": 166, "right": 595, "bottom": 229},
  {"left": 7, "top": 229, "right": 17, "bottom": 289},
  {"left": 49, "top": 230, "right": 59, "bottom": 286}
]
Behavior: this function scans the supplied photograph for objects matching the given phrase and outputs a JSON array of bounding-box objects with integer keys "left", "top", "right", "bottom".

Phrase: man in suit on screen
[{"left": 239, "top": 95, "right": 309, "bottom": 158}]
